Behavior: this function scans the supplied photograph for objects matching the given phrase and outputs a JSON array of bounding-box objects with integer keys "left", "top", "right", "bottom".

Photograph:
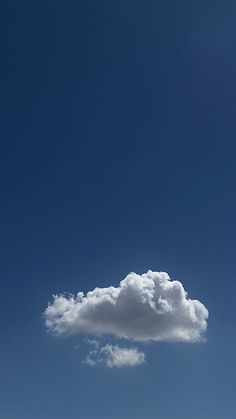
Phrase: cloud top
[{"left": 45, "top": 270, "right": 208, "bottom": 343}]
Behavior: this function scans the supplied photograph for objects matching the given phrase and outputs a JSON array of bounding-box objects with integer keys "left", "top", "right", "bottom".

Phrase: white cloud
[
  {"left": 44, "top": 270, "right": 208, "bottom": 343},
  {"left": 83, "top": 344, "right": 145, "bottom": 368}
]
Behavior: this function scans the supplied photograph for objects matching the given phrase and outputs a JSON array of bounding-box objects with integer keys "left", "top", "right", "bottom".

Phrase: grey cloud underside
[{"left": 45, "top": 270, "right": 208, "bottom": 342}]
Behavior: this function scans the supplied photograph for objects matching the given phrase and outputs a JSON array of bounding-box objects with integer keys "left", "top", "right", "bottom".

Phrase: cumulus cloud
[
  {"left": 45, "top": 270, "right": 208, "bottom": 343},
  {"left": 83, "top": 343, "right": 145, "bottom": 368}
]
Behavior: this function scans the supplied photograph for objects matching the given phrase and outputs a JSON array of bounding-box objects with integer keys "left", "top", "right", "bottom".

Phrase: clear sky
[{"left": 0, "top": 1, "right": 236, "bottom": 418}]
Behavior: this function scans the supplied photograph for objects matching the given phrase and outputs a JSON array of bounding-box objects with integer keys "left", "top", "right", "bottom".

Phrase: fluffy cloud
[
  {"left": 83, "top": 343, "right": 145, "bottom": 368},
  {"left": 45, "top": 270, "right": 208, "bottom": 343}
]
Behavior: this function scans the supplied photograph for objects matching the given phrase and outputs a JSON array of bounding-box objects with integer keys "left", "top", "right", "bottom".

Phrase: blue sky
[{"left": 0, "top": 0, "right": 236, "bottom": 418}]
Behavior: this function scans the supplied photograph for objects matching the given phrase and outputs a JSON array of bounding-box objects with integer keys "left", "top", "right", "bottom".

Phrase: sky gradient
[{"left": 0, "top": 1, "right": 236, "bottom": 418}]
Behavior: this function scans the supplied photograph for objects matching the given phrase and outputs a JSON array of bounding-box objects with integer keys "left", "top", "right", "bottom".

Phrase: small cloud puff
[
  {"left": 44, "top": 270, "right": 208, "bottom": 343},
  {"left": 83, "top": 343, "right": 145, "bottom": 368}
]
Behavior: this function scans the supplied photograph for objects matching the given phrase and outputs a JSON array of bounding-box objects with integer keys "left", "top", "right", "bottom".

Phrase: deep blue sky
[{"left": 0, "top": 1, "right": 236, "bottom": 418}]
